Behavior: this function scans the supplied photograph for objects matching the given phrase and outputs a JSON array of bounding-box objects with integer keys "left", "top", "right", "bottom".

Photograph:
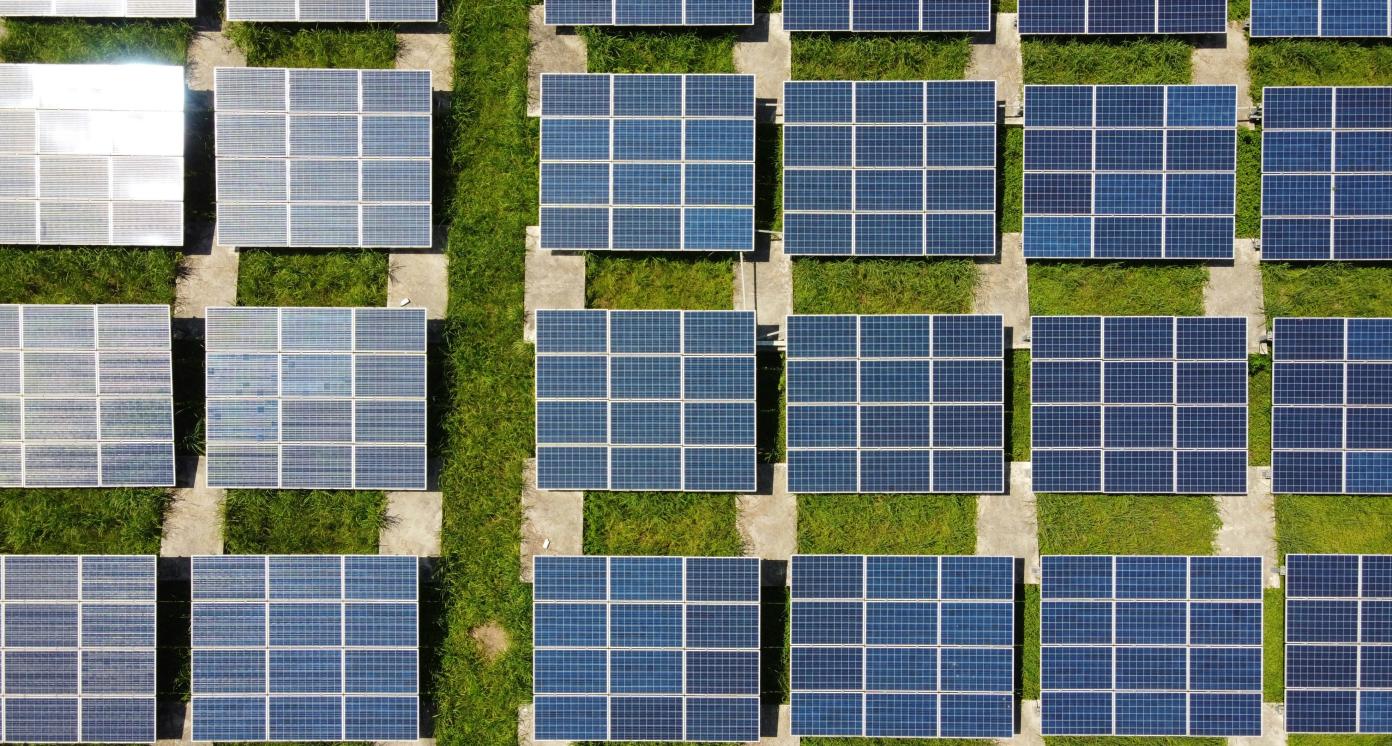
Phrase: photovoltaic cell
[
  {"left": 784, "top": 314, "right": 1005, "bottom": 493},
  {"left": 534, "top": 309, "right": 756, "bottom": 491},
  {"left": 532, "top": 556, "right": 760, "bottom": 742},
  {"left": 1260, "top": 87, "right": 1392, "bottom": 260},
  {"left": 0, "top": 64, "right": 184, "bottom": 246},
  {"left": 1030, "top": 316, "right": 1248, "bottom": 494},
  {"left": 225, "top": 0, "right": 433, "bottom": 21},
  {"left": 214, "top": 68, "right": 432, "bottom": 248},
  {"left": 544, "top": 0, "right": 751, "bottom": 25},
  {"left": 1020, "top": 0, "right": 1224, "bottom": 31},
  {"left": 204, "top": 307, "right": 428, "bottom": 490},
  {"left": 1041, "top": 555, "right": 1263, "bottom": 736},
  {"left": 782, "top": 81, "right": 997, "bottom": 256},
  {"left": 782, "top": 0, "right": 988, "bottom": 31},
  {"left": 191, "top": 555, "right": 419, "bottom": 742},
  {"left": 539, "top": 74, "right": 755, "bottom": 252},
  {"left": 1022, "top": 85, "right": 1237, "bottom": 260},
  {"left": 1252, "top": 0, "right": 1391, "bottom": 35}
]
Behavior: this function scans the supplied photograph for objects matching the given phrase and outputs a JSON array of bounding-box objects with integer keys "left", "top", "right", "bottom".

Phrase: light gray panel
[
  {"left": 206, "top": 308, "right": 279, "bottom": 352},
  {"left": 25, "top": 444, "right": 98, "bottom": 486},
  {"left": 0, "top": 0, "right": 53, "bottom": 14},
  {"left": 24, "top": 399, "right": 98, "bottom": 440},
  {"left": 37, "top": 110, "right": 106, "bottom": 154},
  {"left": 108, "top": 111, "right": 184, "bottom": 156},
  {"left": 53, "top": 0, "right": 122, "bottom": 14},
  {"left": 0, "top": 353, "right": 19, "bottom": 395},
  {"left": 281, "top": 399, "right": 353, "bottom": 442},
  {"left": 362, "top": 204, "right": 431, "bottom": 248},
  {"left": 39, "top": 156, "right": 110, "bottom": 199},
  {"left": 100, "top": 398, "right": 172, "bottom": 440},
  {"left": 224, "top": 0, "right": 294, "bottom": 18},
  {"left": 112, "top": 201, "right": 182, "bottom": 246},
  {"left": 40, "top": 202, "right": 108, "bottom": 244},
  {"left": 99, "top": 353, "right": 171, "bottom": 395},
  {"left": 96, "top": 305, "right": 168, "bottom": 349},
  {"left": 216, "top": 113, "right": 287, "bottom": 157},
  {"left": 0, "top": 444, "right": 19, "bottom": 486},
  {"left": 288, "top": 115, "right": 359, "bottom": 157},
  {"left": 361, "top": 160, "right": 429, "bottom": 202},
  {"left": 218, "top": 203, "right": 288, "bottom": 247},
  {"left": 111, "top": 157, "right": 182, "bottom": 201},
  {"left": 289, "top": 204, "right": 358, "bottom": 246},
  {"left": 217, "top": 159, "right": 287, "bottom": 202},
  {"left": 354, "top": 309, "right": 426, "bottom": 352},
  {"left": 354, "top": 355, "right": 425, "bottom": 397},
  {"left": 361, "top": 115, "right": 430, "bottom": 157},
  {"left": 207, "top": 399, "right": 278, "bottom": 442},
  {"left": 100, "top": 442, "right": 174, "bottom": 486},
  {"left": 0, "top": 202, "right": 37, "bottom": 244},
  {"left": 282, "top": 444, "right": 352, "bottom": 488},
  {"left": 289, "top": 160, "right": 357, "bottom": 202},
  {"left": 23, "top": 352, "right": 96, "bottom": 396},
  {"left": 206, "top": 444, "right": 279, "bottom": 488},
  {"left": 354, "top": 399, "right": 425, "bottom": 443},
  {"left": 0, "top": 111, "right": 37, "bottom": 152},
  {"left": 206, "top": 354, "right": 279, "bottom": 397},
  {"left": 288, "top": 70, "right": 358, "bottom": 113},
  {"left": 0, "top": 400, "right": 20, "bottom": 440},
  {"left": 0, "top": 67, "right": 35, "bottom": 109},
  {"left": 0, "top": 308, "right": 17, "bottom": 349},
  {"left": 361, "top": 71, "right": 431, "bottom": 113},
  {"left": 281, "top": 308, "right": 352, "bottom": 351},
  {"left": 215, "top": 68, "right": 287, "bottom": 112},
  {"left": 367, "top": 0, "right": 435, "bottom": 21},
  {"left": 0, "top": 157, "right": 37, "bottom": 199},
  {"left": 281, "top": 354, "right": 352, "bottom": 397},
  {"left": 299, "top": 0, "right": 366, "bottom": 20},
  {"left": 23, "top": 306, "right": 94, "bottom": 349},
  {"left": 124, "top": 0, "right": 196, "bottom": 15},
  {"left": 354, "top": 445, "right": 426, "bottom": 489}
]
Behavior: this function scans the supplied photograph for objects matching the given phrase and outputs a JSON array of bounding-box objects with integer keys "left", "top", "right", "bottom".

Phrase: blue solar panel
[
  {"left": 1261, "top": 87, "right": 1392, "bottom": 260},
  {"left": 785, "top": 314, "right": 1004, "bottom": 493},
  {"left": 540, "top": 74, "right": 754, "bottom": 252},
  {"left": 190, "top": 555, "right": 419, "bottom": 742},
  {"left": 1252, "top": 0, "right": 1391, "bottom": 35},
  {"left": 545, "top": 0, "right": 752, "bottom": 24},
  {"left": 1031, "top": 316, "right": 1248, "bottom": 494},
  {"left": 1023, "top": 85, "right": 1237, "bottom": 260},
  {"left": 532, "top": 556, "right": 760, "bottom": 742},
  {"left": 1020, "top": 0, "right": 1225, "bottom": 32},
  {"left": 781, "top": 0, "right": 988, "bottom": 35},
  {"left": 790, "top": 555, "right": 1014, "bottom": 738},
  {"left": 1041, "top": 555, "right": 1262, "bottom": 736},
  {"left": 782, "top": 81, "right": 997, "bottom": 256}
]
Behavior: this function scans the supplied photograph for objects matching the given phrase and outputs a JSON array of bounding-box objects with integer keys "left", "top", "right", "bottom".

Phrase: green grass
[
  {"left": 1230, "top": 0, "right": 1250, "bottom": 20},
  {"left": 1289, "top": 738, "right": 1392, "bottom": 746},
  {"left": 1047, "top": 740, "right": 1223, "bottom": 746},
  {"left": 0, "top": 489, "right": 168, "bottom": 553},
  {"left": 1250, "top": 39, "right": 1392, "bottom": 102},
  {"left": 223, "top": 23, "right": 399, "bottom": 68},
  {"left": 1276, "top": 495, "right": 1392, "bottom": 560},
  {"left": 1265, "top": 587, "right": 1284, "bottom": 702},
  {"left": 805, "top": 739, "right": 993, "bottom": 746},
  {"left": 0, "top": 248, "right": 179, "bottom": 305},
  {"left": 1262, "top": 262, "right": 1392, "bottom": 323},
  {"left": 0, "top": 19, "right": 190, "bottom": 64},
  {"left": 1009, "top": 350, "right": 1030, "bottom": 462},
  {"left": 586, "top": 254, "right": 734, "bottom": 310},
  {"left": 1021, "top": 584, "right": 1039, "bottom": 699},
  {"left": 1038, "top": 494, "right": 1220, "bottom": 555},
  {"left": 222, "top": 490, "right": 388, "bottom": 554},
  {"left": 792, "top": 259, "right": 977, "bottom": 314},
  {"left": 791, "top": 34, "right": 972, "bottom": 80},
  {"left": 581, "top": 27, "right": 738, "bottom": 73},
  {"left": 1000, "top": 127, "right": 1023, "bottom": 234},
  {"left": 1250, "top": 354, "right": 1272, "bottom": 466},
  {"left": 1022, "top": 37, "right": 1193, "bottom": 84},
  {"left": 1028, "top": 263, "right": 1208, "bottom": 316},
  {"left": 236, "top": 249, "right": 389, "bottom": 307},
  {"left": 797, "top": 494, "right": 977, "bottom": 554},
  {"left": 1237, "top": 128, "right": 1262, "bottom": 239},
  {"left": 583, "top": 493, "right": 742, "bottom": 556}
]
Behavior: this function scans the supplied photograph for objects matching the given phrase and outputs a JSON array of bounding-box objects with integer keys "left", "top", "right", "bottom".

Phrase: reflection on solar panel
[
  {"left": 1286, "top": 554, "right": 1392, "bottom": 733},
  {"left": 1252, "top": 0, "right": 1391, "bottom": 35},
  {"left": 1260, "top": 87, "right": 1392, "bottom": 260},
  {"left": 785, "top": 314, "right": 1005, "bottom": 493},
  {"left": 782, "top": 81, "right": 997, "bottom": 257},
  {"left": 214, "top": 68, "right": 432, "bottom": 249},
  {"left": 544, "top": 0, "right": 749, "bottom": 25},
  {"left": 1023, "top": 85, "right": 1237, "bottom": 260},
  {"left": 1271, "top": 318, "right": 1392, "bottom": 494},
  {"left": 532, "top": 556, "right": 761, "bottom": 742},
  {"left": 782, "top": 0, "right": 988, "bottom": 31},
  {"left": 539, "top": 74, "right": 755, "bottom": 252},
  {"left": 1041, "top": 555, "right": 1263, "bottom": 736},
  {"left": 0, "top": 305, "right": 173, "bottom": 488},
  {"left": 0, "top": 0, "right": 190, "bottom": 18},
  {"left": 1019, "top": 0, "right": 1224, "bottom": 32},
  {"left": 225, "top": 0, "right": 433, "bottom": 21},
  {"left": 534, "top": 309, "right": 757, "bottom": 492},
  {"left": 790, "top": 555, "right": 1015, "bottom": 738},
  {"left": 0, "top": 64, "right": 184, "bottom": 246},
  {"left": 190, "top": 555, "right": 419, "bottom": 742},
  {"left": 1030, "top": 316, "right": 1248, "bottom": 494},
  {"left": 204, "top": 307, "right": 428, "bottom": 490}
]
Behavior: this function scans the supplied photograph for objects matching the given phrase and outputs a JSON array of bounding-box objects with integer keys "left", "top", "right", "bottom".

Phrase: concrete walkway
[
  {"left": 1193, "top": 21, "right": 1255, "bottom": 122},
  {"left": 1205, "top": 239, "right": 1266, "bottom": 354},
  {"left": 1231, "top": 702, "right": 1287, "bottom": 746},
  {"left": 734, "top": 13, "right": 791, "bottom": 121},
  {"left": 967, "top": 13, "right": 1024, "bottom": 118},
  {"left": 380, "top": 490, "right": 444, "bottom": 556},
  {"left": 976, "top": 462, "right": 1039, "bottom": 584},
  {"left": 175, "top": 227, "right": 239, "bottom": 319},
  {"left": 734, "top": 238, "right": 792, "bottom": 338},
  {"left": 736, "top": 464, "right": 795, "bottom": 586},
  {"left": 186, "top": 31, "right": 246, "bottom": 93},
  {"left": 523, "top": 226, "right": 586, "bottom": 342},
  {"left": 999, "top": 700, "right": 1043, "bottom": 746},
  {"left": 974, "top": 233, "right": 1030, "bottom": 348},
  {"left": 390, "top": 251, "right": 449, "bottom": 319},
  {"left": 527, "top": 4, "right": 588, "bottom": 117},
  {"left": 397, "top": 32, "right": 454, "bottom": 90},
  {"left": 1217, "top": 467, "right": 1280, "bottom": 587},
  {"left": 161, "top": 457, "right": 224, "bottom": 557},
  {"left": 520, "top": 459, "right": 583, "bottom": 582}
]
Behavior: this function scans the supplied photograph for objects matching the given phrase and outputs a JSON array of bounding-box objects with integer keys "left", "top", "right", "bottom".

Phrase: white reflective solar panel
[
  {"left": 203, "top": 307, "right": 428, "bottom": 490},
  {"left": 214, "top": 68, "right": 433, "bottom": 249},
  {"left": 0, "top": 0, "right": 191, "bottom": 17},
  {"left": 0, "top": 65, "right": 184, "bottom": 246},
  {"left": 225, "top": 0, "right": 433, "bottom": 20}
]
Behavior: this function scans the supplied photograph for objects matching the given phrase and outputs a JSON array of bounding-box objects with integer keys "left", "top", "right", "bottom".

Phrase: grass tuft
[
  {"left": 1020, "top": 584, "right": 1039, "bottom": 699},
  {"left": 797, "top": 494, "right": 977, "bottom": 555},
  {"left": 587, "top": 254, "right": 734, "bottom": 310},
  {"left": 1265, "top": 586, "right": 1284, "bottom": 702},
  {"left": 0, "top": 248, "right": 178, "bottom": 305},
  {"left": 1009, "top": 350, "right": 1030, "bottom": 462},
  {"left": 1262, "top": 262, "right": 1392, "bottom": 323},
  {"left": 581, "top": 27, "right": 738, "bottom": 73},
  {"left": 0, "top": 19, "right": 190, "bottom": 64},
  {"left": 1250, "top": 39, "right": 1392, "bottom": 102},
  {"left": 1276, "top": 495, "right": 1392, "bottom": 560},
  {"left": 1237, "top": 128, "right": 1262, "bottom": 239},
  {"left": 222, "top": 490, "right": 388, "bottom": 554},
  {"left": 1022, "top": 37, "right": 1193, "bottom": 84},
  {"left": 1038, "top": 494, "right": 1220, "bottom": 555},
  {"left": 236, "top": 249, "right": 388, "bottom": 307},
  {"left": 792, "top": 258, "right": 977, "bottom": 314},
  {"left": 1028, "top": 263, "right": 1208, "bottom": 316},
  {"left": 223, "top": 23, "right": 399, "bottom": 68},
  {"left": 1000, "top": 127, "right": 1023, "bottom": 234},
  {"left": 1249, "top": 354, "right": 1272, "bottom": 466},
  {"left": 0, "top": 489, "right": 168, "bottom": 554},
  {"left": 583, "top": 493, "right": 742, "bottom": 556},
  {"left": 791, "top": 33, "right": 972, "bottom": 81}
]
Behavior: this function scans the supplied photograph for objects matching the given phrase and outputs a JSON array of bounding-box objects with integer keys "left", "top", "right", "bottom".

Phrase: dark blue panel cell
[
  {"left": 1191, "top": 693, "right": 1262, "bottom": 736},
  {"left": 1023, "top": 216, "right": 1092, "bottom": 257},
  {"left": 1363, "top": 691, "right": 1392, "bottom": 733},
  {"left": 1116, "top": 555, "right": 1186, "bottom": 598},
  {"left": 1033, "top": 316, "right": 1102, "bottom": 359},
  {"left": 612, "top": 208, "right": 681, "bottom": 250},
  {"left": 1273, "top": 362, "right": 1343, "bottom": 404},
  {"left": 787, "top": 449, "right": 857, "bottom": 493},
  {"left": 1349, "top": 452, "right": 1392, "bottom": 494},
  {"left": 1273, "top": 406, "right": 1343, "bottom": 449},
  {"left": 611, "top": 604, "right": 681, "bottom": 647},
  {"left": 1115, "top": 692, "right": 1185, "bottom": 736},
  {"left": 610, "top": 557, "right": 681, "bottom": 601},
  {"left": 536, "top": 355, "right": 606, "bottom": 399},
  {"left": 1096, "top": 129, "right": 1163, "bottom": 170},
  {"left": 942, "top": 556, "right": 1013, "bottom": 599},
  {"left": 1116, "top": 601, "right": 1186, "bottom": 644},
  {"left": 784, "top": 126, "right": 851, "bottom": 167},
  {"left": 1159, "top": 0, "right": 1226, "bottom": 31},
  {"left": 534, "top": 556, "right": 607, "bottom": 601},
  {"left": 686, "top": 163, "right": 752, "bottom": 206},
  {"left": 941, "top": 648, "right": 1013, "bottom": 692},
  {"left": 1032, "top": 449, "right": 1102, "bottom": 491},
  {"left": 926, "top": 170, "right": 994, "bottom": 212},
  {"left": 1103, "top": 406, "right": 1173, "bottom": 448},
  {"left": 931, "top": 449, "right": 1003, "bottom": 492},
  {"left": 784, "top": 82, "right": 853, "bottom": 123},
  {"left": 1348, "top": 408, "right": 1392, "bottom": 448},
  {"left": 1367, "top": 556, "right": 1392, "bottom": 597},
  {"left": 788, "top": 405, "right": 856, "bottom": 448},
  {"left": 544, "top": 0, "right": 611, "bottom": 23},
  {"left": 685, "top": 402, "right": 755, "bottom": 446},
  {"left": 859, "top": 405, "right": 931, "bottom": 447},
  {"left": 864, "top": 693, "right": 935, "bottom": 737},
  {"left": 1362, "top": 645, "right": 1392, "bottom": 687},
  {"left": 1178, "top": 450, "right": 1248, "bottom": 493},
  {"left": 535, "top": 310, "right": 607, "bottom": 354},
  {"left": 1192, "top": 647, "right": 1263, "bottom": 691},
  {"left": 926, "top": 125, "right": 995, "bottom": 167},
  {"left": 536, "top": 446, "right": 608, "bottom": 490},
  {"left": 1177, "top": 316, "right": 1246, "bottom": 359},
  {"left": 1168, "top": 129, "right": 1235, "bottom": 171},
  {"left": 688, "top": 604, "right": 758, "bottom": 648},
  {"left": 1350, "top": 319, "right": 1392, "bottom": 360},
  {"left": 1095, "top": 173, "right": 1162, "bottom": 215},
  {"left": 1335, "top": 218, "right": 1392, "bottom": 260},
  {"left": 940, "top": 602, "right": 1013, "bottom": 645},
  {"left": 541, "top": 163, "right": 608, "bottom": 205},
  {"left": 610, "top": 650, "right": 680, "bottom": 694},
  {"left": 1190, "top": 602, "right": 1262, "bottom": 645},
  {"left": 1025, "top": 86, "right": 1092, "bottom": 127},
  {"left": 1265, "top": 130, "right": 1332, "bottom": 173},
  {"left": 1040, "top": 602, "right": 1112, "bottom": 643},
  {"left": 1263, "top": 88, "right": 1332, "bottom": 129},
  {"left": 791, "top": 692, "right": 862, "bottom": 736},
  {"left": 1191, "top": 556, "right": 1263, "bottom": 599},
  {"left": 856, "top": 213, "right": 923, "bottom": 256},
  {"left": 685, "top": 208, "right": 753, "bottom": 251},
  {"left": 1167, "top": 172, "right": 1234, "bottom": 215},
  {"left": 855, "top": 126, "right": 922, "bottom": 168},
  {"left": 786, "top": 315, "right": 857, "bottom": 358},
  {"left": 191, "top": 698, "right": 262, "bottom": 741},
  {"left": 542, "top": 75, "right": 610, "bottom": 117},
  {"left": 540, "top": 207, "right": 609, "bottom": 250},
  {"left": 855, "top": 82, "right": 922, "bottom": 123},
  {"left": 859, "top": 450, "right": 933, "bottom": 493},
  {"left": 1033, "top": 406, "right": 1101, "bottom": 448},
  {"left": 534, "top": 697, "right": 607, "bottom": 741},
  {"left": 792, "top": 555, "right": 862, "bottom": 599},
  {"left": 683, "top": 447, "right": 754, "bottom": 491},
  {"left": 1039, "top": 560, "right": 1114, "bottom": 603},
  {"left": 1165, "top": 217, "right": 1235, "bottom": 259},
  {"left": 269, "top": 649, "right": 341, "bottom": 693},
  {"left": 1273, "top": 450, "right": 1343, "bottom": 493},
  {"left": 860, "top": 315, "right": 933, "bottom": 358},
  {"left": 791, "top": 647, "right": 862, "bottom": 690},
  {"left": 610, "top": 697, "right": 682, "bottom": 741},
  {"left": 865, "top": 648, "right": 936, "bottom": 692},
  {"left": 609, "top": 356, "right": 679, "bottom": 399},
  {"left": 686, "top": 557, "right": 759, "bottom": 602},
  {"left": 1336, "top": 131, "right": 1392, "bottom": 172},
  {"left": 940, "top": 694, "right": 1013, "bottom": 738},
  {"left": 1262, "top": 218, "right": 1333, "bottom": 260},
  {"left": 1089, "top": 0, "right": 1153, "bottom": 32},
  {"left": 1041, "top": 691, "right": 1111, "bottom": 736},
  {"left": 1176, "top": 406, "right": 1247, "bottom": 448},
  {"left": 855, "top": 170, "right": 921, "bottom": 211},
  {"left": 933, "top": 404, "right": 1002, "bottom": 447},
  {"left": 534, "top": 602, "right": 606, "bottom": 647},
  {"left": 1285, "top": 690, "right": 1356, "bottom": 734},
  {"left": 613, "top": 75, "right": 681, "bottom": 117},
  {"left": 932, "top": 315, "right": 1001, "bottom": 357},
  {"left": 1024, "top": 173, "right": 1092, "bottom": 214},
  {"left": 1176, "top": 362, "right": 1246, "bottom": 404},
  {"left": 866, "top": 601, "right": 936, "bottom": 645},
  {"left": 925, "top": 81, "right": 997, "bottom": 122},
  {"left": 1336, "top": 174, "right": 1392, "bottom": 216},
  {"left": 268, "top": 696, "right": 340, "bottom": 741},
  {"left": 686, "top": 698, "right": 759, "bottom": 742},
  {"left": 540, "top": 118, "right": 610, "bottom": 161},
  {"left": 1117, "top": 647, "right": 1186, "bottom": 690},
  {"left": 1169, "top": 85, "right": 1236, "bottom": 127},
  {"left": 1104, "top": 449, "right": 1173, "bottom": 493},
  {"left": 1289, "top": 553, "right": 1358, "bottom": 597},
  {"left": 6, "top": 699, "right": 77, "bottom": 743},
  {"left": 1097, "top": 86, "right": 1165, "bottom": 127},
  {"left": 1042, "top": 646, "right": 1112, "bottom": 689},
  {"left": 1094, "top": 217, "right": 1162, "bottom": 258},
  {"left": 612, "top": 119, "right": 681, "bottom": 161},
  {"left": 1277, "top": 318, "right": 1346, "bottom": 361},
  {"left": 687, "top": 651, "right": 759, "bottom": 695},
  {"left": 1033, "top": 361, "right": 1101, "bottom": 403},
  {"left": 1338, "top": 87, "right": 1392, "bottom": 128},
  {"left": 933, "top": 359, "right": 1002, "bottom": 402},
  {"left": 270, "top": 602, "right": 340, "bottom": 646},
  {"left": 1349, "top": 362, "right": 1392, "bottom": 403},
  {"left": 1025, "top": 129, "right": 1093, "bottom": 170},
  {"left": 610, "top": 402, "right": 680, "bottom": 445},
  {"left": 608, "top": 162, "right": 683, "bottom": 205},
  {"left": 867, "top": 556, "right": 938, "bottom": 599},
  {"left": 1103, "top": 361, "right": 1173, "bottom": 403},
  {"left": 1288, "top": 644, "right": 1357, "bottom": 687},
  {"left": 685, "top": 356, "right": 754, "bottom": 399},
  {"left": 925, "top": 213, "right": 996, "bottom": 255},
  {"left": 686, "top": 76, "right": 753, "bottom": 118}
]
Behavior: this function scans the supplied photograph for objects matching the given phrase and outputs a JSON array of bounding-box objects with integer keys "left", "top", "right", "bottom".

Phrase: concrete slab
[
  {"left": 1204, "top": 239, "right": 1266, "bottom": 354},
  {"left": 186, "top": 31, "right": 246, "bottom": 93},
  {"left": 380, "top": 491, "right": 443, "bottom": 556},
  {"left": 521, "top": 458, "right": 584, "bottom": 582},
  {"left": 733, "top": 238, "right": 792, "bottom": 336},
  {"left": 997, "top": 700, "right": 1043, "bottom": 746},
  {"left": 734, "top": 13, "right": 791, "bottom": 121},
  {"left": 524, "top": 226, "right": 586, "bottom": 342},
  {"left": 737, "top": 464, "right": 795, "bottom": 585},
  {"left": 161, "top": 457, "right": 224, "bottom": 557},
  {"left": 967, "top": 14, "right": 1024, "bottom": 118},
  {"left": 175, "top": 226, "right": 238, "bottom": 318},
  {"left": 976, "top": 462, "right": 1039, "bottom": 584},
  {"left": 527, "top": 4, "right": 588, "bottom": 117},
  {"left": 1193, "top": 22, "right": 1255, "bottom": 122},
  {"left": 1216, "top": 467, "right": 1280, "bottom": 588},
  {"left": 397, "top": 33, "right": 454, "bottom": 91},
  {"left": 389, "top": 251, "right": 449, "bottom": 320},
  {"left": 759, "top": 704, "right": 795, "bottom": 745},
  {"left": 974, "top": 233, "right": 1030, "bottom": 348},
  {"left": 1230, "top": 702, "right": 1287, "bottom": 746}
]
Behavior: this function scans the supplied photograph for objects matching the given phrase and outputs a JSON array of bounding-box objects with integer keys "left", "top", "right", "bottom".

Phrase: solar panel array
[
  {"left": 1251, "top": 0, "right": 1392, "bottom": 36},
  {"left": 0, "top": 555, "right": 156, "bottom": 743},
  {"left": 782, "top": 0, "right": 989, "bottom": 31},
  {"left": 190, "top": 555, "right": 419, "bottom": 742},
  {"left": 1286, "top": 554, "right": 1392, "bottom": 733},
  {"left": 1041, "top": 555, "right": 1263, "bottom": 736},
  {"left": 785, "top": 314, "right": 1005, "bottom": 494},
  {"left": 1260, "top": 87, "right": 1392, "bottom": 260},
  {"left": 204, "top": 306, "right": 428, "bottom": 490},
  {"left": 532, "top": 556, "right": 761, "bottom": 742},
  {"left": 539, "top": 74, "right": 755, "bottom": 252},
  {"left": 1271, "top": 317, "right": 1392, "bottom": 494},
  {"left": 544, "top": 0, "right": 750, "bottom": 25},
  {"left": 1022, "top": 85, "right": 1237, "bottom": 260},
  {"left": 1019, "top": 0, "right": 1225, "bottom": 32},
  {"left": 1031, "top": 316, "right": 1248, "bottom": 494},
  {"left": 0, "top": 305, "right": 173, "bottom": 488},
  {"left": 225, "top": 0, "right": 434, "bottom": 21},
  {"left": 534, "top": 309, "right": 756, "bottom": 492},
  {"left": 0, "top": 64, "right": 184, "bottom": 246},
  {"left": 214, "top": 68, "right": 432, "bottom": 249},
  {"left": 782, "top": 81, "right": 997, "bottom": 257},
  {"left": 790, "top": 555, "right": 1015, "bottom": 738},
  {"left": 0, "top": 0, "right": 191, "bottom": 17}
]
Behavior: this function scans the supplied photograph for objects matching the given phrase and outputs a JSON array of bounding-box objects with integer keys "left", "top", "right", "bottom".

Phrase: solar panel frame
[
  {"left": 543, "top": 0, "right": 752, "bottom": 25},
  {"left": 224, "top": 0, "right": 435, "bottom": 21},
  {"left": 781, "top": 0, "right": 990, "bottom": 32},
  {"left": 1019, "top": 0, "right": 1226, "bottom": 32},
  {"left": 1251, "top": 0, "right": 1392, "bottom": 36}
]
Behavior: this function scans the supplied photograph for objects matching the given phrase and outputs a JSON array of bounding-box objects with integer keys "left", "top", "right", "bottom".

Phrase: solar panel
[
  {"left": 0, "top": 0, "right": 191, "bottom": 17},
  {"left": 190, "top": 555, "right": 419, "bottom": 742},
  {"left": 225, "top": 0, "right": 433, "bottom": 20},
  {"left": 204, "top": 306, "right": 428, "bottom": 490},
  {"left": 1030, "top": 316, "right": 1248, "bottom": 494},
  {"left": 1270, "top": 317, "right": 1392, "bottom": 494},
  {"left": 534, "top": 309, "right": 757, "bottom": 492},
  {"left": 1022, "top": 85, "right": 1237, "bottom": 260},
  {"left": 1260, "top": 87, "right": 1392, "bottom": 260},
  {"left": 790, "top": 555, "right": 1015, "bottom": 738},
  {"left": 782, "top": 81, "right": 997, "bottom": 257},
  {"left": 1251, "top": 0, "right": 1391, "bottom": 35},
  {"left": 1041, "top": 555, "right": 1263, "bottom": 736},
  {"left": 1286, "top": 554, "right": 1392, "bottom": 733},
  {"left": 539, "top": 74, "right": 755, "bottom": 252},
  {"left": 532, "top": 556, "right": 761, "bottom": 742},
  {"left": 782, "top": 0, "right": 988, "bottom": 31},
  {"left": 1019, "top": 0, "right": 1225, "bottom": 32},
  {"left": 214, "top": 68, "right": 432, "bottom": 249},
  {"left": 0, "top": 64, "right": 184, "bottom": 246},
  {"left": 544, "top": 0, "right": 750, "bottom": 25},
  {"left": 785, "top": 314, "right": 1005, "bottom": 493}
]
